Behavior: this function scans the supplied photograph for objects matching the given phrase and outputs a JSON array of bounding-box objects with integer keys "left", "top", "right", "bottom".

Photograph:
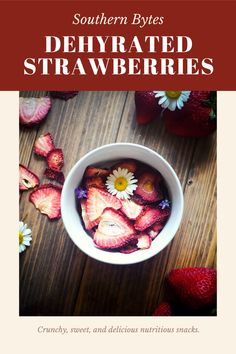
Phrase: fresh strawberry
[
  {"left": 147, "top": 222, "right": 164, "bottom": 239},
  {"left": 47, "top": 148, "right": 64, "bottom": 172},
  {"left": 84, "top": 166, "right": 110, "bottom": 178},
  {"left": 164, "top": 91, "right": 217, "bottom": 137},
  {"left": 120, "top": 199, "right": 143, "bottom": 220},
  {"left": 19, "top": 97, "right": 51, "bottom": 126},
  {"left": 94, "top": 208, "right": 135, "bottom": 249},
  {"left": 119, "top": 239, "right": 138, "bottom": 254},
  {"left": 29, "top": 183, "right": 62, "bottom": 219},
  {"left": 134, "top": 172, "right": 163, "bottom": 203},
  {"left": 85, "top": 176, "right": 105, "bottom": 190},
  {"left": 134, "top": 207, "right": 167, "bottom": 231},
  {"left": 137, "top": 233, "right": 152, "bottom": 249},
  {"left": 33, "top": 132, "right": 55, "bottom": 157},
  {"left": 44, "top": 168, "right": 65, "bottom": 185},
  {"left": 50, "top": 91, "right": 78, "bottom": 100},
  {"left": 112, "top": 159, "right": 137, "bottom": 173},
  {"left": 167, "top": 267, "right": 217, "bottom": 311},
  {"left": 86, "top": 187, "right": 121, "bottom": 222},
  {"left": 80, "top": 199, "right": 99, "bottom": 230},
  {"left": 135, "top": 91, "right": 161, "bottom": 124},
  {"left": 19, "top": 164, "right": 40, "bottom": 191},
  {"left": 153, "top": 302, "right": 173, "bottom": 316}
]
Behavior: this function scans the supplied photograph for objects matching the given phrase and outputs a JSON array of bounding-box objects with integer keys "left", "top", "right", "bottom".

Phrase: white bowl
[{"left": 61, "top": 143, "right": 184, "bottom": 265}]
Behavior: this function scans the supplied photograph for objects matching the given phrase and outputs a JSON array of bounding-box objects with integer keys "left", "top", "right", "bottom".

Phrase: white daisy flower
[
  {"left": 19, "top": 221, "right": 32, "bottom": 253},
  {"left": 106, "top": 168, "right": 138, "bottom": 200},
  {"left": 153, "top": 91, "right": 191, "bottom": 111}
]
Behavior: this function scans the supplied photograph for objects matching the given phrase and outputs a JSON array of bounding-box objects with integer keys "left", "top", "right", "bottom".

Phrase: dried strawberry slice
[
  {"left": 134, "top": 207, "right": 167, "bottom": 231},
  {"left": 120, "top": 199, "right": 143, "bottom": 220},
  {"left": 137, "top": 233, "right": 152, "bottom": 249},
  {"left": 29, "top": 183, "right": 62, "bottom": 219},
  {"left": 19, "top": 97, "right": 51, "bottom": 126},
  {"left": 112, "top": 159, "right": 137, "bottom": 173},
  {"left": 94, "top": 208, "right": 135, "bottom": 249},
  {"left": 47, "top": 148, "right": 64, "bottom": 172},
  {"left": 134, "top": 172, "right": 163, "bottom": 203},
  {"left": 34, "top": 132, "right": 55, "bottom": 157},
  {"left": 86, "top": 187, "right": 121, "bottom": 222},
  {"left": 19, "top": 164, "right": 40, "bottom": 191},
  {"left": 50, "top": 91, "right": 78, "bottom": 100},
  {"left": 147, "top": 222, "right": 164, "bottom": 239},
  {"left": 84, "top": 166, "right": 110, "bottom": 178},
  {"left": 119, "top": 239, "right": 138, "bottom": 254},
  {"left": 85, "top": 176, "right": 105, "bottom": 190},
  {"left": 44, "top": 168, "right": 65, "bottom": 185},
  {"left": 80, "top": 199, "right": 99, "bottom": 230}
]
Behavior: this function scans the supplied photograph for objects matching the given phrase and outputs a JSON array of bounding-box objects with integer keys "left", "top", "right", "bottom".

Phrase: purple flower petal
[
  {"left": 75, "top": 187, "right": 88, "bottom": 199},
  {"left": 159, "top": 199, "right": 171, "bottom": 210}
]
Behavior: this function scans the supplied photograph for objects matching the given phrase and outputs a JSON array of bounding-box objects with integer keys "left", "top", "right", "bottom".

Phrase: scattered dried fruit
[
  {"left": 19, "top": 164, "right": 40, "bottom": 191},
  {"left": 120, "top": 199, "right": 143, "bottom": 220},
  {"left": 134, "top": 171, "right": 163, "bottom": 203},
  {"left": 85, "top": 176, "right": 105, "bottom": 190},
  {"left": 34, "top": 132, "right": 55, "bottom": 157},
  {"left": 50, "top": 91, "right": 78, "bottom": 100},
  {"left": 19, "top": 97, "right": 51, "bottom": 126},
  {"left": 29, "top": 183, "right": 62, "bottom": 220},
  {"left": 112, "top": 159, "right": 137, "bottom": 173},
  {"left": 94, "top": 208, "right": 135, "bottom": 249},
  {"left": 84, "top": 166, "right": 110, "bottom": 178},
  {"left": 44, "top": 168, "right": 65, "bottom": 184},
  {"left": 47, "top": 148, "right": 64, "bottom": 172},
  {"left": 137, "top": 233, "right": 152, "bottom": 249},
  {"left": 80, "top": 199, "right": 99, "bottom": 230},
  {"left": 86, "top": 187, "right": 121, "bottom": 222},
  {"left": 134, "top": 207, "right": 168, "bottom": 231}
]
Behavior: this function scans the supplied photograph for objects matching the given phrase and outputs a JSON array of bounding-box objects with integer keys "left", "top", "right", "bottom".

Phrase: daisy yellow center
[
  {"left": 19, "top": 232, "right": 24, "bottom": 245},
  {"left": 114, "top": 177, "right": 128, "bottom": 191},
  {"left": 166, "top": 91, "right": 181, "bottom": 99}
]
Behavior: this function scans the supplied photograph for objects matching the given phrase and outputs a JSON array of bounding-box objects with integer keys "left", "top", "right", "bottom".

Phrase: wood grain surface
[{"left": 19, "top": 91, "right": 216, "bottom": 316}]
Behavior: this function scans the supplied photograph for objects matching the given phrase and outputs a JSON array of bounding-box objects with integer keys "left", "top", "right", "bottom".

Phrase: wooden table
[{"left": 20, "top": 91, "right": 216, "bottom": 316}]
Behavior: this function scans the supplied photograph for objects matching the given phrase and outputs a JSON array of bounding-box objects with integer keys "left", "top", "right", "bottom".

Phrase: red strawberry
[
  {"left": 29, "top": 183, "right": 62, "bottom": 219},
  {"left": 85, "top": 176, "right": 105, "bottom": 190},
  {"left": 119, "top": 239, "right": 138, "bottom": 254},
  {"left": 167, "top": 267, "right": 216, "bottom": 311},
  {"left": 134, "top": 172, "right": 163, "bottom": 203},
  {"left": 84, "top": 166, "right": 110, "bottom": 178},
  {"left": 164, "top": 91, "right": 217, "bottom": 137},
  {"left": 137, "top": 233, "right": 152, "bottom": 249},
  {"left": 19, "top": 164, "right": 39, "bottom": 191},
  {"left": 19, "top": 97, "right": 51, "bottom": 126},
  {"left": 50, "top": 91, "right": 78, "bottom": 100},
  {"left": 80, "top": 199, "right": 99, "bottom": 230},
  {"left": 134, "top": 207, "right": 167, "bottom": 231},
  {"left": 135, "top": 91, "right": 161, "bottom": 124},
  {"left": 86, "top": 187, "right": 121, "bottom": 222},
  {"left": 94, "top": 208, "right": 135, "bottom": 249},
  {"left": 34, "top": 132, "right": 55, "bottom": 157},
  {"left": 112, "top": 159, "right": 137, "bottom": 173},
  {"left": 44, "top": 168, "right": 65, "bottom": 185},
  {"left": 47, "top": 148, "right": 64, "bottom": 172},
  {"left": 153, "top": 302, "right": 173, "bottom": 316},
  {"left": 120, "top": 199, "right": 143, "bottom": 220}
]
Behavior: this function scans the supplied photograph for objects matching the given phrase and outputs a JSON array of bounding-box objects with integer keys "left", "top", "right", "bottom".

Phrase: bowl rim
[{"left": 61, "top": 142, "right": 184, "bottom": 265}]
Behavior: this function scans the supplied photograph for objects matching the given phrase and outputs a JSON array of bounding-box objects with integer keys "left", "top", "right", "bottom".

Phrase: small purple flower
[
  {"left": 159, "top": 199, "right": 171, "bottom": 210},
  {"left": 75, "top": 187, "right": 88, "bottom": 199}
]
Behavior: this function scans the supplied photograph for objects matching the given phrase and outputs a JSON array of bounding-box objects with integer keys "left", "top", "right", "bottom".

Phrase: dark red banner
[{"left": 0, "top": 1, "right": 235, "bottom": 89}]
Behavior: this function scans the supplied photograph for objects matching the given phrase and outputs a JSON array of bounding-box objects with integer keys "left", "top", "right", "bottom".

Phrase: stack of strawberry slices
[{"left": 75, "top": 160, "right": 171, "bottom": 254}]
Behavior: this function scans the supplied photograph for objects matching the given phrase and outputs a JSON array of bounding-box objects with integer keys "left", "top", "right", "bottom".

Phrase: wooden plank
[
  {"left": 73, "top": 92, "right": 207, "bottom": 316},
  {"left": 146, "top": 134, "right": 216, "bottom": 313},
  {"left": 20, "top": 91, "right": 128, "bottom": 315}
]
